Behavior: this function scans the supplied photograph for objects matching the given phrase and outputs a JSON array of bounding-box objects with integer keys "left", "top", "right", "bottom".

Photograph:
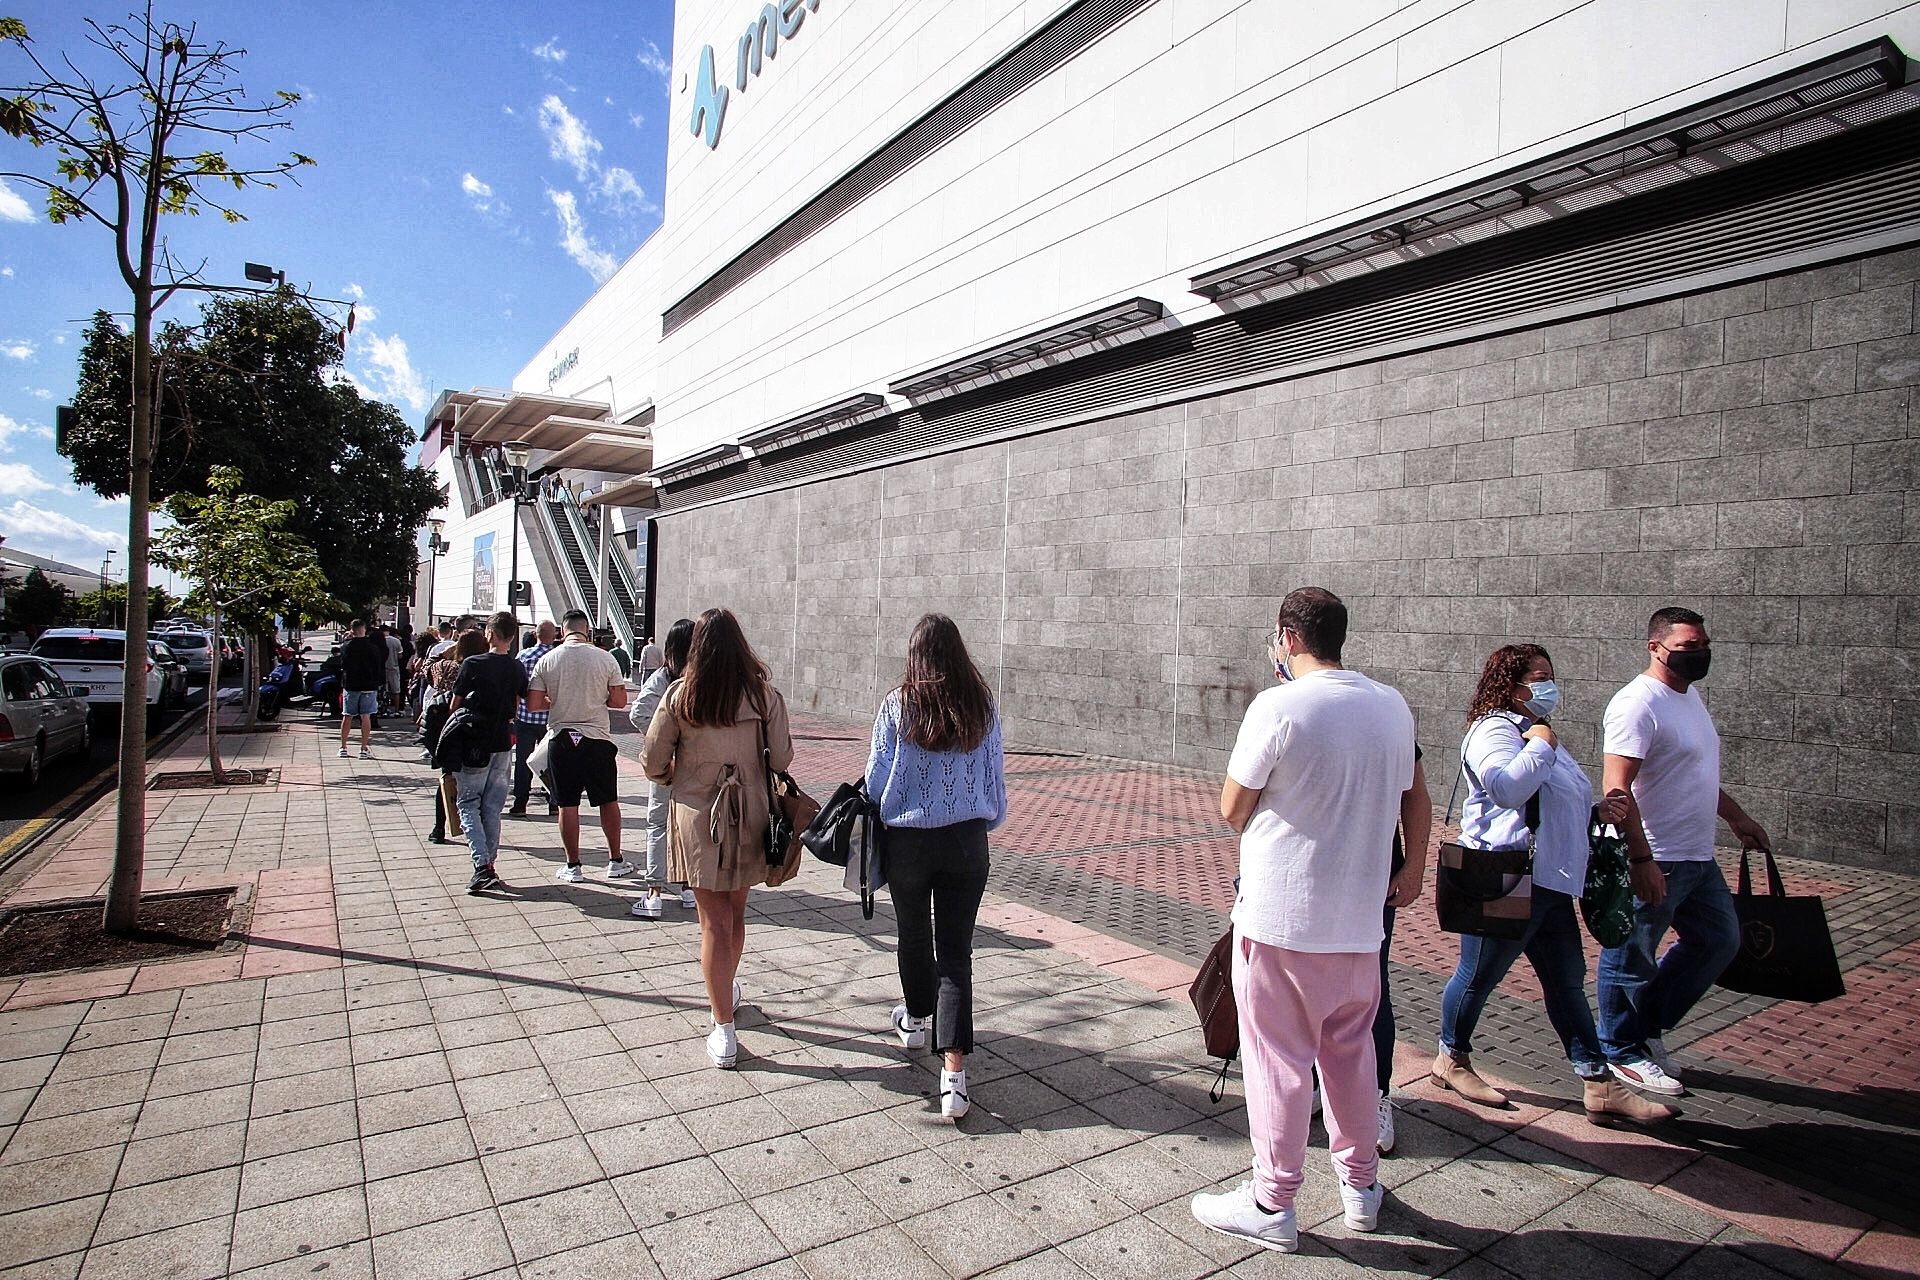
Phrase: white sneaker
[
  {"left": 679, "top": 886, "right": 697, "bottom": 910},
  {"left": 337, "top": 746, "right": 348, "bottom": 758},
  {"left": 555, "top": 864, "right": 585, "bottom": 884},
  {"left": 940, "top": 1068, "right": 970, "bottom": 1120},
  {"left": 1189, "top": 1181, "right": 1297, "bottom": 1253},
  {"left": 418, "top": 749, "right": 433, "bottom": 762},
  {"left": 1377, "top": 1092, "right": 1396, "bottom": 1155},
  {"left": 1339, "top": 1181, "right": 1385, "bottom": 1232},
  {"left": 359, "top": 748, "right": 373, "bottom": 759},
  {"left": 1645, "top": 1036, "right": 1684, "bottom": 1081},
  {"left": 630, "top": 891, "right": 663, "bottom": 919},
  {"left": 604, "top": 860, "right": 639, "bottom": 879},
  {"left": 706, "top": 1021, "right": 737, "bottom": 1069},
  {"left": 891, "top": 1004, "right": 928, "bottom": 1051},
  {"left": 1610, "top": 1056, "right": 1685, "bottom": 1097}
]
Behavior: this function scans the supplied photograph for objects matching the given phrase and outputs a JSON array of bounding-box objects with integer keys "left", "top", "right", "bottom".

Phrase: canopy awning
[
  {"left": 579, "top": 475, "right": 659, "bottom": 510},
  {"left": 533, "top": 431, "right": 655, "bottom": 476},
  {"left": 424, "top": 388, "right": 613, "bottom": 445}
]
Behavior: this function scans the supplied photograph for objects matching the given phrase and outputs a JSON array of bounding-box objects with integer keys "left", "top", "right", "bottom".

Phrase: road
[{"left": 0, "top": 670, "right": 244, "bottom": 857}]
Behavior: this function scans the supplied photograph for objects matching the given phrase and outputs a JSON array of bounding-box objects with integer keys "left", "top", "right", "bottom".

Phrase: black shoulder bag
[{"left": 1435, "top": 720, "right": 1537, "bottom": 942}]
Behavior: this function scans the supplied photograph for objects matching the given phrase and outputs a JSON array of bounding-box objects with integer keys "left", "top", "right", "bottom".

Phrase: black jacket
[{"left": 431, "top": 705, "right": 495, "bottom": 772}]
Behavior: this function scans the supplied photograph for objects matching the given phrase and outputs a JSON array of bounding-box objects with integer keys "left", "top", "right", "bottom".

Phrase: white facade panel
[{"left": 498, "top": 0, "right": 1920, "bottom": 472}]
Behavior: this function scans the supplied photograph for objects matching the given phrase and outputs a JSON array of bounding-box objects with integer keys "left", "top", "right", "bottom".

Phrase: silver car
[
  {"left": 0, "top": 654, "right": 91, "bottom": 786},
  {"left": 157, "top": 629, "right": 215, "bottom": 681}
]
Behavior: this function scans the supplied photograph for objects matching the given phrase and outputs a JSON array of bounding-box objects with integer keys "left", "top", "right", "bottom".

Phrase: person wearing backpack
[
  {"left": 864, "top": 614, "right": 1006, "bottom": 1120},
  {"left": 1433, "top": 643, "right": 1674, "bottom": 1128},
  {"left": 450, "top": 613, "right": 529, "bottom": 894}
]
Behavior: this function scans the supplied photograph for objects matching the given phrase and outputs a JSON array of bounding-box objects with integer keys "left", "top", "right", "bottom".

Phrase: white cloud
[
  {"left": 595, "top": 167, "right": 654, "bottom": 215},
  {"left": 461, "top": 171, "right": 509, "bottom": 221},
  {"left": 358, "top": 331, "right": 430, "bottom": 414},
  {"left": 0, "top": 178, "right": 32, "bottom": 224},
  {"left": 537, "top": 95, "right": 602, "bottom": 181},
  {"left": 342, "top": 282, "right": 366, "bottom": 300},
  {"left": 1, "top": 265, "right": 14, "bottom": 278},
  {"left": 0, "top": 339, "right": 34, "bottom": 361},
  {"left": 30, "top": 388, "right": 51, "bottom": 399},
  {"left": 0, "top": 461, "right": 61, "bottom": 496},
  {"left": 636, "top": 40, "right": 671, "bottom": 84},
  {"left": 0, "top": 413, "right": 54, "bottom": 452},
  {"left": 628, "top": 111, "right": 646, "bottom": 131},
  {"left": 532, "top": 37, "right": 567, "bottom": 63},
  {"left": 0, "top": 499, "right": 123, "bottom": 565},
  {"left": 547, "top": 189, "right": 617, "bottom": 282},
  {"left": 50, "top": 333, "right": 63, "bottom": 345}
]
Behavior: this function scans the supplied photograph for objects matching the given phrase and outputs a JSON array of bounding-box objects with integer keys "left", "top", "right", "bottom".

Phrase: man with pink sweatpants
[{"left": 1192, "top": 587, "right": 1419, "bottom": 1253}]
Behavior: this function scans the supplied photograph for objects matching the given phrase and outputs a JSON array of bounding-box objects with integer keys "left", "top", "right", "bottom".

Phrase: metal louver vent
[
  {"left": 657, "top": 110, "right": 1920, "bottom": 513},
  {"left": 661, "top": 0, "right": 1156, "bottom": 337}
]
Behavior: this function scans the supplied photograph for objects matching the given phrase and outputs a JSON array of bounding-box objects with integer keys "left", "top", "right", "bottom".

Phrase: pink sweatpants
[{"left": 1233, "top": 931, "right": 1381, "bottom": 1210}]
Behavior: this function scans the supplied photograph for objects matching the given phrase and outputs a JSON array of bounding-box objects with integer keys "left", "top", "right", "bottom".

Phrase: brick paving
[{"left": 0, "top": 711, "right": 1912, "bottom": 1277}]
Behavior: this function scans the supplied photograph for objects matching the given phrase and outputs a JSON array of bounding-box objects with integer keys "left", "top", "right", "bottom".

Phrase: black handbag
[
  {"left": 758, "top": 715, "right": 817, "bottom": 888},
  {"left": 1581, "top": 810, "right": 1635, "bottom": 947},
  {"left": 1188, "top": 928, "right": 1237, "bottom": 1102},
  {"left": 1435, "top": 725, "right": 1537, "bottom": 941},
  {"left": 1716, "top": 848, "right": 1845, "bottom": 1003},
  {"left": 800, "top": 780, "right": 887, "bottom": 919}
]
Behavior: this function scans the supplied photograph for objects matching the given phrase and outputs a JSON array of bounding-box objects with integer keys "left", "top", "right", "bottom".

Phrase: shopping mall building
[{"left": 417, "top": 0, "right": 1920, "bottom": 869}]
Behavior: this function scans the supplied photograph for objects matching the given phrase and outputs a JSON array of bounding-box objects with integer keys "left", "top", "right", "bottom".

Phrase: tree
[
  {"left": 2, "top": 8, "right": 312, "bottom": 932},
  {"left": 7, "top": 568, "right": 77, "bottom": 637},
  {"left": 152, "top": 468, "right": 332, "bottom": 780},
  {"left": 75, "top": 581, "right": 177, "bottom": 627},
  {"left": 62, "top": 289, "right": 441, "bottom": 617}
]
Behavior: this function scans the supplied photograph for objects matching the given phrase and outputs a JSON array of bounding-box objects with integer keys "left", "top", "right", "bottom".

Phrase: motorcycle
[
  {"left": 307, "top": 648, "right": 343, "bottom": 719},
  {"left": 257, "top": 645, "right": 312, "bottom": 720}
]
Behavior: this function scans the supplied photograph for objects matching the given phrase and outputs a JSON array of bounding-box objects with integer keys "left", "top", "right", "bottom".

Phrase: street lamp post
[
  {"left": 100, "top": 550, "right": 115, "bottom": 627},
  {"left": 424, "top": 517, "right": 448, "bottom": 623},
  {"left": 501, "top": 441, "right": 533, "bottom": 620}
]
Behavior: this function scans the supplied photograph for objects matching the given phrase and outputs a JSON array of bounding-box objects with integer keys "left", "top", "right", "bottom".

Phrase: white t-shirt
[
  {"left": 1227, "top": 669, "right": 1416, "bottom": 953},
  {"left": 1603, "top": 673, "right": 1720, "bottom": 862}
]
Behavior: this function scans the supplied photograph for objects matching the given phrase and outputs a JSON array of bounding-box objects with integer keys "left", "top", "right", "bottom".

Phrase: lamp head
[
  {"left": 428, "top": 517, "right": 445, "bottom": 535},
  {"left": 503, "top": 440, "right": 532, "bottom": 472}
]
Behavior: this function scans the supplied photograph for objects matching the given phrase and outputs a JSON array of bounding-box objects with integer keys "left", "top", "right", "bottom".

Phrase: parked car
[
  {"left": 156, "top": 629, "right": 215, "bottom": 681},
  {"left": 28, "top": 629, "right": 166, "bottom": 719},
  {"left": 148, "top": 641, "right": 189, "bottom": 709},
  {"left": 0, "top": 654, "right": 92, "bottom": 785}
]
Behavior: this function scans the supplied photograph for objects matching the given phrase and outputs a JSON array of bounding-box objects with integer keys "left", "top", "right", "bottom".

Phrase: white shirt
[
  {"left": 1459, "top": 712, "right": 1595, "bottom": 895},
  {"left": 1227, "top": 669, "right": 1415, "bottom": 953},
  {"left": 639, "top": 641, "right": 664, "bottom": 672},
  {"left": 1603, "top": 673, "right": 1721, "bottom": 861}
]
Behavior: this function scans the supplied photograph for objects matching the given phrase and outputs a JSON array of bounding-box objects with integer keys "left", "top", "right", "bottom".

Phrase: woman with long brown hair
[
  {"left": 865, "top": 613, "right": 1006, "bottom": 1119},
  {"left": 1432, "top": 643, "right": 1673, "bottom": 1127},
  {"left": 641, "top": 608, "right": 794, "bottom": 1069}
]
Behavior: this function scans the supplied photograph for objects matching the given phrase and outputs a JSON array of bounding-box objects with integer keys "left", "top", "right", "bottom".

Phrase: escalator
[
  {"left": 539, "top": 491, "right": 640, "bottom": 651},
  {"left": 544, "top": 495, "right": 598, "bottom": 618}
]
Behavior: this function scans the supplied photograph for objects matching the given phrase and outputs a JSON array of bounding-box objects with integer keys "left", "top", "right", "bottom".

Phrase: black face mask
[{"left": 1660, "top": 645, "right": 1711, "bottom": 683}]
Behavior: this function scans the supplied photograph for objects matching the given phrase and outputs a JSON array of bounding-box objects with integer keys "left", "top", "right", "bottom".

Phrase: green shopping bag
[{"left": 1582, "top": 809, "right": 1635, "bottom": 947}]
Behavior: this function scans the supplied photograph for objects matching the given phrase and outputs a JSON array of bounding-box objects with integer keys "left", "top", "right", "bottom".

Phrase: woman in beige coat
[{"left": 641, "top": 607, "right": 794, "bottom": 1069}]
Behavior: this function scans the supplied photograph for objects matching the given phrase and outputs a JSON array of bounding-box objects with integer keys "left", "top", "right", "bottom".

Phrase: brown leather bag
[
  {"left": 1188, "top": 928, "right": 1237, "bottom": 1101},
  {"left": 759, "top": 717, "right": 818, "bottom": 888}
]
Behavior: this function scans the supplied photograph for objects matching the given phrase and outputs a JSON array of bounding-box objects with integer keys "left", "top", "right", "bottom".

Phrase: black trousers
[
  {"left": 512, "top": 722, "right": 548, "bottom": 806},
  {"left": 886, "top": 819, "right": 990, "bottom": 1055}
]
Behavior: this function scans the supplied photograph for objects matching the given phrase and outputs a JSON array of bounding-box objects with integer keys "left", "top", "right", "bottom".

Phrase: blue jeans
[
  {"left": 1598, "top": 859, "right": 1740, "bottom": 1063},
  {"left": 1439, "top": 888, "right": 1606, "bottom": 1079},
  {"left": 456, "top": 751, "right": 513, "bottom": 872}
]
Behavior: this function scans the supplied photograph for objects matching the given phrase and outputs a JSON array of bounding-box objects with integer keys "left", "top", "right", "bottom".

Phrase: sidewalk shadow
[{"left": 1676, "top": 1065, "right": 1920, "bottom": 1130}]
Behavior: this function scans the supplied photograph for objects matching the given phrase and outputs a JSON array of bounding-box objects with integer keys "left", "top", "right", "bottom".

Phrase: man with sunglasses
[{"left": 1596, "top": 606, "right": 1769, "bottom": 1097}]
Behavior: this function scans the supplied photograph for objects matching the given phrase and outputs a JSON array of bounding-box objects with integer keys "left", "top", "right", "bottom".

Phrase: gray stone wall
[{"left": 656, "top": 245, "right": 1920, "bottom": 869}]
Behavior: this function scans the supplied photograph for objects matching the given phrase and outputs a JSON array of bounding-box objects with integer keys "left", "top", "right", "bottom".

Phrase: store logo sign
[
  {"left": 546, "top": 347, "right": 579, "bottom": 390},
  {"left": 689, "top": 0, "right": 822, "bottom": 150}
]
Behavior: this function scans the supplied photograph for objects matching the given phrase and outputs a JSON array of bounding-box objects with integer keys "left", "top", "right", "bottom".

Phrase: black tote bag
[{"left": 1716, "top": 848, "right": 1846, "bottom": 1003}]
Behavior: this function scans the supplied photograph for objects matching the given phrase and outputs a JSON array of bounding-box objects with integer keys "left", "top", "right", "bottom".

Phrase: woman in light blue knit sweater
[{"left": 865, "top": 614, "right": 1007, "bottom": 1119}]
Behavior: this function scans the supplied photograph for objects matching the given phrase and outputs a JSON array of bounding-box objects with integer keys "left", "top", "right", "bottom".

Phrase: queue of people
[{"left": 387, "top": 591, "right": 1761, "bottom": 1235}]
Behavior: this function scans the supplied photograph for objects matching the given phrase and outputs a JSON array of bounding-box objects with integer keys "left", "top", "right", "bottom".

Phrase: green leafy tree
[
  {"left": 1, "top": 8, "right": 312, "bottom": 932},
  {"left": 7, "top": 567, "right": 77, "bottom": 637},
  {"left": 75, "top": 581, "right": 177, "bottom": 627},
  {"left": 152, "top": 468, "right": 333, "bottom": 779},
  {"left": 63, "top": 290, "right": 440, "bottom": 617}
]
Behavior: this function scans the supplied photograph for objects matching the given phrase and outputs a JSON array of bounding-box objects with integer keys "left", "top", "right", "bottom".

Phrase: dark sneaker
[
  {"left": 509, "top": 800, "right": 528, "bottom": 816},
  {"left": 467, "top": 865, "right": 500, "bottom": 895}
]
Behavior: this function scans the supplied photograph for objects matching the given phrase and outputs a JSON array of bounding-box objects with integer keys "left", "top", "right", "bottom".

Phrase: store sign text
[
  {"left": 689, "top": 0, "right": 822, "bottom": 150},
  {"left": 546, "top": 347, "right": 579, "bottom": 390}
]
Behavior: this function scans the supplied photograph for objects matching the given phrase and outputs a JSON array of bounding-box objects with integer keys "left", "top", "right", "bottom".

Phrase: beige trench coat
[{"left": 640, "top": 681, "right": 794, "bottom": 891}]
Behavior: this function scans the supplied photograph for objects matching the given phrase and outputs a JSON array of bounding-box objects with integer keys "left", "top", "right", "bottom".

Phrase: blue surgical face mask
[{"left": 1524, "top": 680, "right": 1560, "bottom": 720}]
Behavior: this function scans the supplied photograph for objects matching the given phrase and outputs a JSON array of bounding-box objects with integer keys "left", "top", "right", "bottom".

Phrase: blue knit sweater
[{"left": 863, "top": 691, "right": 1007, "bottom": 830}]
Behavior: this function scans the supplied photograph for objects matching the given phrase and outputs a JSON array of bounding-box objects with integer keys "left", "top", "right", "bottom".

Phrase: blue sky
[{"left": 0, "top": 1, "right": 675, "bottom": 571}]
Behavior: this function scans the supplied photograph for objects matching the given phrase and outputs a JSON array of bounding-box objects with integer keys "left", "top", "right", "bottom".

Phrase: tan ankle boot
[
  {"left": 1429, "top": 1052, "right": 1509, "bottom": 1107},
  {"left": 1584, "top": 1078, "right": 1677, "bottom": 1127}
]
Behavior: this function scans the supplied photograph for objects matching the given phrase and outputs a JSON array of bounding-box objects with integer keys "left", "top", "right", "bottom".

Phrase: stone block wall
[{"left": 656, "top": 245, "right": 1920, "bottom": 869}]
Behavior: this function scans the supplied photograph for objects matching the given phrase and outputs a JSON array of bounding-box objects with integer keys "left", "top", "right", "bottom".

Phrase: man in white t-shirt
[
  {"left": 1596, "top": 606, "right": 1768, "bottom": 1099},
  {"left": 1190, "top": 588, "right": 1417, "bottom": 1254}
]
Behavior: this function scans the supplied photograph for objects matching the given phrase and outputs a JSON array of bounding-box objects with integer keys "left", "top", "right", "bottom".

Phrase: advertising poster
[{"left": 472, "top": 532, "right": 495, "bottom": 611}]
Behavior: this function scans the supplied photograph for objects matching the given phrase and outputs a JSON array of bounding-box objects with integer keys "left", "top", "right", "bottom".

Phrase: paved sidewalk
[{"left": 0, "top": 712, "right": 1911, "bottom": 1278}]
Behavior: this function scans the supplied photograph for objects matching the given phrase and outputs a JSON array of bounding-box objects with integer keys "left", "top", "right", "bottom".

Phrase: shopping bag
[
  {"left": 1581, "top": 812, "right": 1635, "bottom": 948},
  {"left": 1716, "top": 848, "right": 1845, "bottom": 1003}
]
